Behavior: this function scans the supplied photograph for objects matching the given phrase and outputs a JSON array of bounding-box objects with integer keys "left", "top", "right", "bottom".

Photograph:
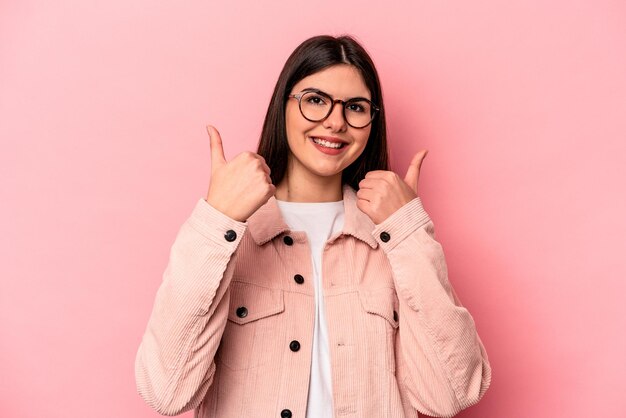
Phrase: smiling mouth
[{"left": 310, "top": 137, "right": 347, "bottom": 149}]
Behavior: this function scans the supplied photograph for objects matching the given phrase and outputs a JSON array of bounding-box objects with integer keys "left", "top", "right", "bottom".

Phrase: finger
[
  {"left": 247, "top": 152, "right": 271, "bottom": 176},
  {"left": 356, "top": 187, "right": 376, "bottom": 202},
  {"left": 404, "top": 150, "right": 428, "bottom": 193},
  {"left": 364, "top": 170, "right": 392, "bottom": 179},
  {"left": 261, "top": 161, "right": 271, "bottom": 177},
  {"left": 207, "top": 125, "right": 227, "bottom": 172},
  {"left": 356, "top": 197, "right": 371, "bottom": 216},
  {"left": 358, "top": 177, "right": 380, "bottom": 190},
  {"left": 356, "top": 199, "right": 374, "bottom": 219}
]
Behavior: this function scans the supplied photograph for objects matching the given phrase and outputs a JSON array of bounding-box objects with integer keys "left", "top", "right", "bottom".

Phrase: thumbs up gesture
[
  {"left": 205, "top": 125, "right": 276, "bottom": 222},
  {"left": 356, "top": 150, "right": 428, "bottom": 225}
]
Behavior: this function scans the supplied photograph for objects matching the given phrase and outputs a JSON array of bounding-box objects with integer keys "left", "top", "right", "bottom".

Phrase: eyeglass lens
[{"left": 299, "top": 91, "right": 373, "bottom": 128}]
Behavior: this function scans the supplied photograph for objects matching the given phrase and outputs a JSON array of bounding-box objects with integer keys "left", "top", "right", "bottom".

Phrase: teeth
[{"left": 312, "top": 137, "right": 343, "bottom": 149}]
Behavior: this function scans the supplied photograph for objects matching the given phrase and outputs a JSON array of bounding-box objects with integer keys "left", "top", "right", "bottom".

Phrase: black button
[
  {"left": 289, "top": 340, "right": 300, "bottom": 352},
  {"left": 236, "top": 306, "right": 248, "bottom": 318},
  {"left": 294, "top": 274, "right": 304, "bottom": 284},
  {"left": 280, "top": 409, "right": 292, "bottom": 418},
  {"left": 224, "top": 229, "right": 237, "bottom": 242},
  {"left": 283, "top": 235, "right": 294, "bottom": 246},
  {"left": 380, "top": 231, "right": 390, "bottom": 242},
  {"left": 393, "top": 310, "right": 398, "bottom": 322}
]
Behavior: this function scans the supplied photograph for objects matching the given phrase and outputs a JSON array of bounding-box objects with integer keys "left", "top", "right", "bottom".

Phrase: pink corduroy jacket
[{"left": 135, "top": 183, "right": 491, "bottom": 418}]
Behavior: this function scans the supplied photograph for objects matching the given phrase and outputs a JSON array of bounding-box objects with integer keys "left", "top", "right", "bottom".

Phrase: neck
[{"left": 275, "top": 172, "right": 343, "bottom": 203}]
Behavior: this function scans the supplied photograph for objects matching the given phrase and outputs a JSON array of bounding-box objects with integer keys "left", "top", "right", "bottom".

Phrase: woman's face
[{"left": 284, "top": 64, "right": 372, "bottom": 183}]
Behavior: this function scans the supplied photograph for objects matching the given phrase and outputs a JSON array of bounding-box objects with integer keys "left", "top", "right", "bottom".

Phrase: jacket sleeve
[
  {"left": 134, "top": 198, "right": 247, "bottom": 416},
  {"left": 371, "top": 197, "right": 492, "bottom": 418}
]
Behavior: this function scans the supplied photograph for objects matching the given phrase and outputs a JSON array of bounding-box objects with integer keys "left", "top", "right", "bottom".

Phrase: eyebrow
[{"left": 300, "top": 87, "right": 371, "bottom": 102}]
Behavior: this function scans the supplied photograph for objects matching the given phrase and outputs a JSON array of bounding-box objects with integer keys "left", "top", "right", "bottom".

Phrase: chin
[
  {"left": 312, "top": 171, "right": 342, "bottom": 179},
  {"left": 308, "top": 164, "right": 345, "bottom": 178}
]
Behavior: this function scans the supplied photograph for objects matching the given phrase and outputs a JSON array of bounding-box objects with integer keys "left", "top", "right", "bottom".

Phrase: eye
[
  {"left": 346, "top": 101, "right": 368, "bottom": 113},
  {"left": 304, "top": 93, "right": 327, "bottom": 106}
]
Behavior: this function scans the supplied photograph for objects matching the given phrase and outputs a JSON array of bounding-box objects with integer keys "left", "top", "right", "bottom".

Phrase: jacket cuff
[
  {"left": 372, "top": 197, "right": 430, "bottom": 251},
  {"left": 186, "top": 198, "right": 248, "bottom": 249}
]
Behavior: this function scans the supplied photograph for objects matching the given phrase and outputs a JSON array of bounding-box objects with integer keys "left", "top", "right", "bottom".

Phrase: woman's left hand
[{"left": 356, "top": 150, "right": 428, "bottom": 225}]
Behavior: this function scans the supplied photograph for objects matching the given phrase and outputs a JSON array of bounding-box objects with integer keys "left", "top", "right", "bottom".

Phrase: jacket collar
[{"left": 247, "top": 183, "right": 378, "bottom": 249}]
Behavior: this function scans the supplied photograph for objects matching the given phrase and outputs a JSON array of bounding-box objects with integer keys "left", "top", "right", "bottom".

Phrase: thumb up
[
  {"left": 403, "top": 150, "right": 428, "bottom": 196},
  {"left": 356, "top": 149, "right": 428, "bottom": 225},
  {"left": 208, "top": 125, "right": 227, "bottom": 175},
  {"left": 205, "top": 125, "right": 276, "bottom": 222}
]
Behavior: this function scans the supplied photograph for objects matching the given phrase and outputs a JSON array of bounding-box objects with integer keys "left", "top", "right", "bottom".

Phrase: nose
[{"left": 322, "top": 100, "right": 347, "bottom": 132}]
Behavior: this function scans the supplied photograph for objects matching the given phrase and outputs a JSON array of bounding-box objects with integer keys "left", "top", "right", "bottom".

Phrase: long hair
[{"left": 256, "top": 35, "right": 389, "bottom": 191}]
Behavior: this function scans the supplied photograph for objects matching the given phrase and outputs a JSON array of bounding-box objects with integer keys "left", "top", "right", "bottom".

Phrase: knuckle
[{"left": 234, "top": 151, "right": 249, "bottom": 162}]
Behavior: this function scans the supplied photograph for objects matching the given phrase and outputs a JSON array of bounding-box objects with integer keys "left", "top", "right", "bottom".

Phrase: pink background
[{"left": 2, "top": 1, "right": 625, "bottom": 417}]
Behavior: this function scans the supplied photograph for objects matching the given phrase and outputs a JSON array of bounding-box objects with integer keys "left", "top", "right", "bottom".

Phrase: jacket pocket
[
  {"left": 216, "top": 280, "right": 285, "bottom": 371},
  {"left": 358, "top": 287, "right": 399, "bottom": 373}
]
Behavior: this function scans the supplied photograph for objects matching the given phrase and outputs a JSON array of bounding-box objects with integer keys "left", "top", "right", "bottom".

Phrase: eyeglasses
[{"left": 288, "top": 88, "right": 380, "bottom": 129}]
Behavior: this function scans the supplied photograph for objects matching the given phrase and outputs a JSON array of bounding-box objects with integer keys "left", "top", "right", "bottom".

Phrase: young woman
[{"left": 135, "top": 35, "right": 491, "bottom": 418}]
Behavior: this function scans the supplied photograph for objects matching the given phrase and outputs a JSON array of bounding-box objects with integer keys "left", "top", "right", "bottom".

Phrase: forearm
[
  {"left": 373, "top": 198, "right": 492, "bottom": 417},
  {"left": 135, "top": 198, "right": 247, "bottom": 415}
]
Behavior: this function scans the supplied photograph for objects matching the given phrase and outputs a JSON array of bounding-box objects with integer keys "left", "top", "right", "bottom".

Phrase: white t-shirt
[{"left": 275, "top": 198, "right": 345, "bottom": 418}]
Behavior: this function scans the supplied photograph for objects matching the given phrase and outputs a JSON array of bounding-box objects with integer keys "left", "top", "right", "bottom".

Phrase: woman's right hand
[{"left": 205, "top": 125, "right": 276, "bottom": 222}]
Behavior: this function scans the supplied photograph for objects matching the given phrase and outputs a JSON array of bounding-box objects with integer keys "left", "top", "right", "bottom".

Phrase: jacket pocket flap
[
  {"left": 227, "top": 281, "right": 284, "bottom": 325},
  {"left": 359, "top": 287, "right": 399, "bottom": 329}
]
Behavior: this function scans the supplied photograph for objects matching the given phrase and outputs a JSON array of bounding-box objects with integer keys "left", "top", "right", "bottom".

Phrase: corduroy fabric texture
[{"left": 135, "top": 184, "right": 492, "bottom": 417}]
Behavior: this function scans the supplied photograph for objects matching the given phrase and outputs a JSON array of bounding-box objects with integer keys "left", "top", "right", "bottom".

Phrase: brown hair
[{"left": 256, "top": 34, "right": 389, "bottom": 191}]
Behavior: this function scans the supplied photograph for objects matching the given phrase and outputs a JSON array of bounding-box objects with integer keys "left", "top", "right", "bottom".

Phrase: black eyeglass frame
[{"left": 288, "top": 88, "right": 380, "bottom": 129}]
